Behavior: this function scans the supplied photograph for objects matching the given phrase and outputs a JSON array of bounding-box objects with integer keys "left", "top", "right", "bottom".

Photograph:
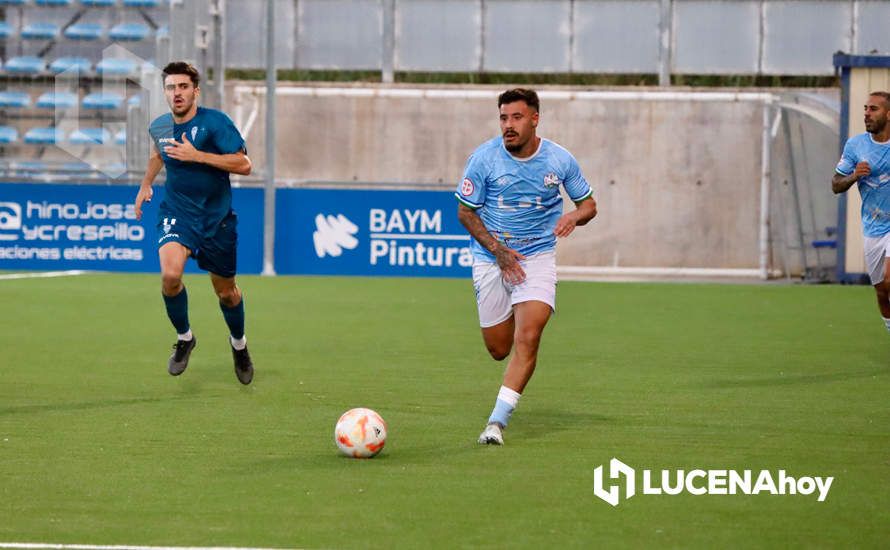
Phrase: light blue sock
[{"left": 487, "top": 386, "right": 521, "bottom": 427}]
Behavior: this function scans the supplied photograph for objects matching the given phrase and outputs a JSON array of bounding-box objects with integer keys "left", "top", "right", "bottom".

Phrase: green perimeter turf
[{"left": 0, "top": 273, "right": 888, "bottom": 548}]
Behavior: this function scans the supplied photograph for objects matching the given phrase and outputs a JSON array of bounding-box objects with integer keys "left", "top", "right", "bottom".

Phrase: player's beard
[
  {"left": 866, "top": 117, "right": 886, "bottom": 135},
  {"left": 503, "top": 132, "right": 523, "bottom": 153}
]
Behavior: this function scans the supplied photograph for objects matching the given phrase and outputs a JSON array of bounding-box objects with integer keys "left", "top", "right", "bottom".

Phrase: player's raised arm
[
  {"left": 554, "top": 196, "right": 597, "bottom": 238},
  {"left": 162, "top": 133, "right": 252, "bottom": 176},
  {"left": 832, "top": 161, "right": 870, "bottom": 194},
  {"left": 135, "top": 142, "right": 163, "bottom": 221}
]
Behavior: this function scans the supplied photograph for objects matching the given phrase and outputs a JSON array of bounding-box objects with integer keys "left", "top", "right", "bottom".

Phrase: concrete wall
[{"left": 227, "top": 83, "right": 839, "bottom": 272}]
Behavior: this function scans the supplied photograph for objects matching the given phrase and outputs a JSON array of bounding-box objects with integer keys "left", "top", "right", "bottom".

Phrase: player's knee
[
  {"left": 514, "top": 328, "right": 542, "bottom": 351},
  {"left": 160, "top": 272, "right": 182, "bottom": 294},
  {"left": 215, "top": 285, "right": 239, "bottom": 306},
  {"left": 486, "top": 344, "right": 510, "bottom": 361}
]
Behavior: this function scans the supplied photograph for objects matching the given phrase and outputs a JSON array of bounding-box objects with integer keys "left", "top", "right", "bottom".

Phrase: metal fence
[{"left": 225, "top": 0, "right": 890, "bottom": 82}]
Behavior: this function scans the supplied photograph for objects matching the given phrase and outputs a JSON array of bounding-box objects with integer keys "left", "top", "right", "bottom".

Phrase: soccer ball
[{"left": 334, "top": 408, "right": 387, "bottom": 458}]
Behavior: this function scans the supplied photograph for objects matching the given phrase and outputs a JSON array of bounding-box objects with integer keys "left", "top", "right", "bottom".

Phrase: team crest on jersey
[
  {"left": 191, "top": 126, "right": 198, "bottom": 141},
  {"left": 543, "top": 172, "right": 561, "bottom": 188},
  {"left": 461, "top": 178, "right": 475, "bottom": 196}
]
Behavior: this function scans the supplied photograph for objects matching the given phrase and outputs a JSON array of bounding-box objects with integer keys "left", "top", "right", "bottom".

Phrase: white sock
[
  {"left": 883, "top": 317, "right": 890, "bottom": 333},
  {"left": 497, "top": 385, "right": 521, "bottom": 408},
  {"left": 230, "top": 335, "right": 247, "bottom": 350},
  {"left": 177, "top": 330, "right": 193, "bottom": 341}
]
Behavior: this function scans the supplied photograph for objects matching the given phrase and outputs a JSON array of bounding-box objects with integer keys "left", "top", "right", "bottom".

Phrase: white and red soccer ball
[{"left": 334, "top": 408, "right": 387, "bottom": 458}]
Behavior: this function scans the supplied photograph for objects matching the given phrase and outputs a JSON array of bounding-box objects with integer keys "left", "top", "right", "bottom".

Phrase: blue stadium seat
[
  {"left": 24, "top": 127, "right": 64, "bottom": 144},
  {"left": 81, "top": 0, "right": 116, "bottom": 6},
  {"left": 127, "top": 94, "right": 141, "bottom": 106},
  {"left": 0, "top": 126, "right": 19, "bottom": 144},
  {"left": 123, "top": 0, "right": 160, "bottom": 6},
  {"left": 4, "top": 56, "right": 47, "bottom": 74},
  {"left": 22, "top": 22, "right": 61, "bottom": 40},
  {"left": 11, "top": 161, "right": 49, "bottom": 172},
  {"left": 109, "top": 22, "right": 151, "bottom": 41},
  {"left": 0, "top": 0, "right": 27, "bottom": 5},
  {"left": 82, "top": 92, "right": 123, "bottom": 109},
  {"left": 0, "top": 21, "right": 13, "bottom": 39},
  {"left": 69, "top": 127, "right": 110, "bottom": 144},
  {"left": 36, "top": 91, "right": 78, "bottom": 109},
  {"left": 50, "top": 57, "right": 93, "bottom": 73},
  {"left": 114, "top": 129, "right": 126, "bottom": 144},
  {"left": 96, "top": 58, "right": 137, "bottom": 76},
  {"left": 0, "top": 91, "right": 32, "bottom": 108},
  {"left": 60, "top": 161, "right": 95, "bottom": 172},
  {"left": 64, "top": 22, "right": 103, "bottom": 40},
  {"left": 35, "top": 0, "right": 74, "bottom": 5}
]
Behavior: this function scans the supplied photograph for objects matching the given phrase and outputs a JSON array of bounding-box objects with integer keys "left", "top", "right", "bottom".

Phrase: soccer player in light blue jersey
[
  {"left": 456, "top": 89, "right": 598, "bottom": 445},
  {"left": 833, "top": 91, "right": 890, "bottom": 333},
  {"left": 134, "top": 62, "right": 255, "bottom": 385}
]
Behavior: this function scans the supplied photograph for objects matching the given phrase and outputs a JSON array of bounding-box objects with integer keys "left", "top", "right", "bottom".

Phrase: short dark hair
[
  {"left": 498, "top": 88, "right": 539, "bottom": 113},
  {"left": 162, "top": 61, "right": 200, "bottom": 87},
  {"left": 870, "top": 91, "right": 890, "bottom": 107}
]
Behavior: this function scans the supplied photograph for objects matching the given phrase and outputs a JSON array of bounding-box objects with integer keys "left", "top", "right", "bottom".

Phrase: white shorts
[
  {"left": 864, "top": 233, "right": 890, "bottom": 285},
  {"left": 472, "top": 251, "right": 557, "bottom": 328}
]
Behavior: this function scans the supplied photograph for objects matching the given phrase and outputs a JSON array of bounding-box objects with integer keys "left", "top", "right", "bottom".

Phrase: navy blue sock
[
  {"left": 220, "top": 298, "right": 245, "bottom": 339},
  {"left": 162, "top": 287, "right": 190, "bottom": 334}
]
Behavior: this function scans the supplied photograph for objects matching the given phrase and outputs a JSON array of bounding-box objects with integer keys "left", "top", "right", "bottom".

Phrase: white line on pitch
[
  {"left": 0, "top": 543, "right": 295, "bottom": 550},
  {"left": 0, "top": 270, "right": 87, "bottom": 280}
]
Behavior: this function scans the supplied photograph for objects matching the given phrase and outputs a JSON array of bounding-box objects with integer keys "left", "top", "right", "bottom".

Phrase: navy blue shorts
[{"left": 157, "top": 211, "right": 238, "bottom": 278}]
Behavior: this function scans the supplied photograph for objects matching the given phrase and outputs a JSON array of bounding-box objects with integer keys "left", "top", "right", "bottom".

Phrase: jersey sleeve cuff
[
  {"left": 569, "top": 189, "right": 593, "bottom": 202},
  {"left": 455, "top": 193, "right": 482, "bottom": 209}
]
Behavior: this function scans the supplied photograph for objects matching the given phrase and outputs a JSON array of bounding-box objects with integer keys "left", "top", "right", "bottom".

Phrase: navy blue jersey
[{"left": 149, "top": 106, "right": 246, "bottom": 235}]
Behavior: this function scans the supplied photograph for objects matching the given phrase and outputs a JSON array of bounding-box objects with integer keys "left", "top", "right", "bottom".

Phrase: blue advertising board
[
  {"left": 274, "top": 188, "right": 472, "bottom": 277},
  {"left": 0, "top": 183, "right": 263, "bottom": 274}
]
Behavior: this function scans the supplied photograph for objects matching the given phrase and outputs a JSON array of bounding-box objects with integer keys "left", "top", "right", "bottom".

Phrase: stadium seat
[
  {"left": 0, "top": 21, "right": 13, "bottom": 39},
  {"left": 126, "top": 94, "right": 141, "bottom": 106},
  {"left": 36, "top": 91, "right": 78, "bottom": 109},
  {"left": 60, "top": 161, "right": 95, "bottom": 172},
  {"left": 0, "top": 0, "right": 27, "bottom": 5},
  {"left": 69, "top": 127, "right": 111, "bottom": 144},
  {"left": 114, "top": 129, "right": 126, "bottom": 144},
  {"left": 123, "top": 0, "right": 160, "bottom": 7},
  {"left": 0, "top": 91, "right": 32, "bottom": 108},
  {"left": 82, "top": 91, "right": 123, "bottom": 109},
  {"left": 64, "top": 22, "right": 103, "bottom": 40},
  {"left": 0, "top": 126, "right": 19, "bottom": 144},
  {"left": 35, "top": 0, "right": 74, "bottom": 5},
  {"left": 4, "top": 56, "right": 47, "bottom": 74},
  {"left": 49, "top": 57, "right": 93, "bottom": 73},
  {"left": 11, "top": 160, "right": 49, "bottom": 172},
  {"left": 81, "top": 0, "right": 116, "bottom": 6},
  {"left": 22, "top": 22, "right": 61, "bottom": 40},
  {"left": 109, "top": 22, "right": 151, "bottom": 41},
  {"left": 24, "top": 127, "right": 64, "bottom": 144},
  {"left": 96, "top": 58, "right": 137, "bottom": 76}
]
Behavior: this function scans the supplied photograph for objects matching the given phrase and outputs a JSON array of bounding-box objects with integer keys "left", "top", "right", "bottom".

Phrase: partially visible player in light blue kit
[
  {"left": 456, "top": 88, "right": 598, "bottom": 445},
  {"left": 134, "top": 62, "right": 255, "bottom": 385},
  {"left": 833, "top": 91, "right": 890, "bottom": 333}
]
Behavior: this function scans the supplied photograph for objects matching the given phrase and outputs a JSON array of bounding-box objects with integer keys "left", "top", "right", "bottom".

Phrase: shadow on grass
[
  {"left": 0, "top": 390, "right": 207, "bottom": 416},
  {"left": 700, "top": 366, "right": 890, "bottom": 389},
  {"left": 511, "top": 408, "right": 613, "bottom": 441}
]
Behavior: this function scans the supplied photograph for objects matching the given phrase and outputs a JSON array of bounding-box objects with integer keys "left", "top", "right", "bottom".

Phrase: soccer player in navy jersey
[
  {"left": 134, "top": 61, "right": 255, "bottom": 385},
  {"left": 833, "top": 91, "right": 890, "bottom": 334},
  {"left": 456, "top": 88, "right": 598, "bottom": 444}
]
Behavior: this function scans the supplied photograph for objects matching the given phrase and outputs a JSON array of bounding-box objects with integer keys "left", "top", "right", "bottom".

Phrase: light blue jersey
[
  {"left": 836, "top": 133, "right": 890, "bottom": 237},
  {"left": 455, "top": 136, "right": 592, "bottom": 261}
]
